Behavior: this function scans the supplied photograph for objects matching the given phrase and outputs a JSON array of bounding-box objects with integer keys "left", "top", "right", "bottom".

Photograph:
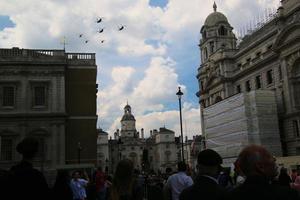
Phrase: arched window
[{"left": 218, "top": 26, "right": 227, "bottom": 36}]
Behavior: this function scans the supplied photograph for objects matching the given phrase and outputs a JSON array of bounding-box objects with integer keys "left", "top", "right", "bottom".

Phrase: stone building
[
  {"left": 105, "top": 104, "right": 178, "bottom": 173},
  {"left": 0, "top": 48, "right": 97, "bottom": 170},
  {"left": 96, "top": 129, "right": 109, "bottom": 171},
  {"left": 197, "top": 0, "right": 300, "bottom": 163}
]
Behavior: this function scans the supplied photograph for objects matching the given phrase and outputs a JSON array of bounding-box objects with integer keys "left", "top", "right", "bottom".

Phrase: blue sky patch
[
  {"left": 0, "top": 15, "right": 15, "bottom": 31},
  {"left": 149, "top": 0, "right": 168, "bottom": 8}
]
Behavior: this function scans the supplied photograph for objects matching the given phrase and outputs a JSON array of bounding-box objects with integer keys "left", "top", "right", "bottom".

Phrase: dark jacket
[
  {"left": 179, "top": 175, "right": 227, "bottom": 200},
  {"left": 225, "top": 176, "right": 299, "bottom": 200},
  {"left": 10, "top": 160, "right": 50, "bottom": 200}
]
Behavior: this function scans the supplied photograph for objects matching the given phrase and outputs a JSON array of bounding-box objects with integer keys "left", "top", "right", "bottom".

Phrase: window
[
  {"left": 267, "top": 44, "right": 273, "bottom": 50},
  {"left": 131, "top": 146, "right": 135, "bottom": 150},
  {"left": 2, "top": 86, "right": 15, "bottom": 107},
  {"left": 210, "top": 41, "right": 214, "bottom": 53},
  {"left": 200, "top": 81, "right": 204, "bottom": 91},
  {"left": 203, "top": 30, "right": 206, "bottom": 39},
  {"left": 293, "top": 120, "right": 300, "bottom": 137},
  {"left": 149, "top": 156, "right": 153, "bottom": 163},
  {"left": 279, "top": 66, "right": 283, "bottom": 80},
  {"left": 204, "top": 47, "right": 208, "bottom": 60},
  {"left": 267, "top": 70, "right": 273, "bottom": 84},
  {"left": 256, "top": 76, "right": 261, "bottom": 89},
  {"left": 218, "top": 26, "right": 227, "bottom": 36},
  {"left": 237, "top": 63, "right": 242, "bottom": 69},
  {"left": 246, "top": 58, "right": 251, "bottom": 63},
  {"left": 236, "top": 85, "right": 241, "bottom": 93},
  {"left": 166, "top": 144, "right": 170, "bottom": 149},
  {"left": 256, "top": 51, "right": 261, "bottom": 58},
  {"left": 0, "top": 137, "right": 13, "bottom": 161},
  {"left": 246, "top": 80, "right": 251, "bottom": 92},
  {"left": 33, "top": 86, "right": 46, "bottom": 106}
]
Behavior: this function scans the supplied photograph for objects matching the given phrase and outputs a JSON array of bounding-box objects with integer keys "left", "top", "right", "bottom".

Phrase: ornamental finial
[{"left": 213, "top": 1, "right": 217, "bottom": 12}]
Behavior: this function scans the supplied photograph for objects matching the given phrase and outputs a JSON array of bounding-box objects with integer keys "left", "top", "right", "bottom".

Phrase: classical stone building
[
  {"left": 96, "top": 129, "right": 109, "bottom": 170},
  {"left": 105, "top": 104, "right": 179, "bottom": 173},
  {"left": 0, "top": 48, "right": 97, "bottom": 170},
  {"left": 197, "top": 0, "right": 300, "bottom": 163}
]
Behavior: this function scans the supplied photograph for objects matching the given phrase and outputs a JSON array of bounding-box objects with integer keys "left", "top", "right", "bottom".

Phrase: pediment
[{"left": 274, "top": 23, "right": 300, "bottom": 50}]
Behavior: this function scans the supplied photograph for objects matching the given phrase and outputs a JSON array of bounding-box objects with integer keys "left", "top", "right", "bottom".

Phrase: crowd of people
[{"left": 1, "top": 137, "right": 300, "bottom": 200}]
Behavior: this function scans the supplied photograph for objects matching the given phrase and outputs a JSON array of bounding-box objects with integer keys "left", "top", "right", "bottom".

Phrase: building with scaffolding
[{"left": 197, "top": 0, "right": 300, "bottom": 164}]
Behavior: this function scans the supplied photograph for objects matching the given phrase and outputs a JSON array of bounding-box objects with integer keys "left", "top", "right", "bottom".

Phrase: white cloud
[{"left": 0, "top": 0, "right": 281, "bottom": 140}]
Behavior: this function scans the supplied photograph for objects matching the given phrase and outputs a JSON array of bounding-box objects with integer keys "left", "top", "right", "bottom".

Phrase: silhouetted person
[
  {"left": 164, "top": 161, "right": 193, "bottom": 200},
  {"left": 179, "top": 149, "right": 227, "bottom": 200},
  {"left": 225, "top": 145, "right": 299, "bottom": 200},
  {"left": 10, "top": 137, "right": 49, "bottom": 200},
  {"left": 278, "top": 167, "right": 292, "bottom": 187},
  {"left": 95, "top": 166, "right": 107, "bottom": 200},
  {"left": 51, "top": 170, "right": 73, "bottom": 200},
  {"left": 70, "top": 170, "right": 89, "bottom": 200},
  {"left": 108, "top": 159, "right": 143, "bottom": 200}
]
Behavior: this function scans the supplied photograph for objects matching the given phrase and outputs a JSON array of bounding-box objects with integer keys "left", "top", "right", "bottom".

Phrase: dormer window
[
  {"left": 203, "top": 30, "right": 207, "bottom": 39},
  {"left": 218, "top": 26, "right": 227, "bottom": 36}
]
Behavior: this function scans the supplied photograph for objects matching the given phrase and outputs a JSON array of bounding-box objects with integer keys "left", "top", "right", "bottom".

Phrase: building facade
[
  {"left": 97, "top": 129, "right": 109, "bottom": 171},
  {"left": 197, "top": 0, "right": 300, "bottom": 161},
  {"left": 104, "top": 104, "right": 179, "bottom": 173},
  {"left": 0, "top": 48, "right": 97, "bottom": 170}
]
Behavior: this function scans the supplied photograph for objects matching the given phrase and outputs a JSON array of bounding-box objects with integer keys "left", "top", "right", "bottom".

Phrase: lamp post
[
  {"left": 176, "top": 86, "right": 185, "bottom": 163},
  {"left": 77, "top": 142, "right": 82, "bottom": 164}
]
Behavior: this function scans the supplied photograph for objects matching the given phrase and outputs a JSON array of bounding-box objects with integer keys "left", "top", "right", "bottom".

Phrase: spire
[{"left": 213, "top": 1, "right": 217, "bottom": 12}]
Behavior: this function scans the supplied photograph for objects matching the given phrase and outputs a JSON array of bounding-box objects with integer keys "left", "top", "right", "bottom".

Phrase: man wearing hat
[{"left": 179, "top": 149, "right": 227, "bottom": 200}]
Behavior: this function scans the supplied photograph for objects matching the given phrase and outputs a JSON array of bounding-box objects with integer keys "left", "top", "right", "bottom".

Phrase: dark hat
[
  {"left": 16, "top": 137, "right": 39, "bottom": 158},
  {"left": 197, "top": 149, "right": 222, "bottom": 166}
]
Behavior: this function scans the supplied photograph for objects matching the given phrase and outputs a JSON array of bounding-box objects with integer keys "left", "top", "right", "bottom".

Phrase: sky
[{"left": 0, "top": 0, "right": 280, "bottom": 139}]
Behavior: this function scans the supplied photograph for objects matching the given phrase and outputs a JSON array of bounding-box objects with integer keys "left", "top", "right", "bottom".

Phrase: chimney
[
  {"left": 150, "top": 130, "right": 153, "bottom": 137},
  {"left": 141, "top": 128, "right": 144, "bottom": 139}
]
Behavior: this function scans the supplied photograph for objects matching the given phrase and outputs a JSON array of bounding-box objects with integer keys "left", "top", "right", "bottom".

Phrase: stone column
[
  {"left": 51, "top": 124, "right": 58, "bottom": 168},
  {"left": 281, "top": 58, "right": 292, "bottom": 113},
  {"left": 59, "top": 124, "right": 65, "bottom": 165}
]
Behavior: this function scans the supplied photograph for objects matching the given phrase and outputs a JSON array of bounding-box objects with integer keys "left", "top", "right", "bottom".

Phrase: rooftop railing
[{"left": 0, "top": 48, "right": 95, "bottom": 62}]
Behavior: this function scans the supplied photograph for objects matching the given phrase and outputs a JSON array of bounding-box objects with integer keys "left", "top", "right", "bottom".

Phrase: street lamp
[
  {"left": 176, "top": 86, "right": 185, "bottom": 163},
  {"left": 77, "top": 142, "right": 82, "bottom": 164}
]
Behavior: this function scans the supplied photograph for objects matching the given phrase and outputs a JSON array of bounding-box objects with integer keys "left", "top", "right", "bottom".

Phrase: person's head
[
  {"left": 280, "top": 167, "right": 288, "bottom": 175},
  {"left": 97, "top": 166, "right": 102, "bottom": 172},
  {"left": 177, "top": 161, "right": 187, "bottom": 172},
  {"left": 197, "top": 149, "right": 223, "bottom": 177},
  {"left": 54, "top": 170, "right": 71, "bottom": 187},
  {"left": 16, "top": 137, "right": 39, "bottom": 160},
  {"left": 72, "top": 171, "right": 81, "bottom": 180},
  {"left": 114, "top": 159, "right": 134, "bottom": 182},
  {"left": 237, "top": 145, "right": 277, "bottom": 179},
  {"left": 110, "top": 159, "right": 135, "bottom": 200}
]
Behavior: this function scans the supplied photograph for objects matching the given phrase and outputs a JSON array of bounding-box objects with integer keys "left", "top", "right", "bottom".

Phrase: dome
[
  {"left": 124, "top": 104, "right": 131, "bottom": 110},
  {"left": 204, "top": 2, "right": 228, "bottom": 27},
  {"left": 121, "top": 113, "right": 135, "bottom": 121},
  {"left": 204, "top": 11, "right": 228, "bottom": 27}
]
